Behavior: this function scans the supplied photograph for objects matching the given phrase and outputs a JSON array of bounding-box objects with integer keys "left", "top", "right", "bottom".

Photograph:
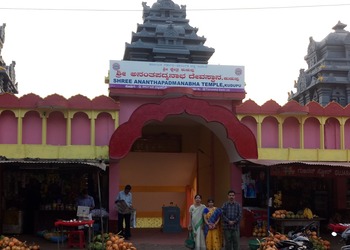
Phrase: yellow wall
[
  {"left": 119, "top": 152, "right": 196, "bottom": 227},
  {"left": 0, "top": 144, "right": 109, "bottom": 160},
  {"left": 258, "top": 148, "right": 350, "bottom": 161}
]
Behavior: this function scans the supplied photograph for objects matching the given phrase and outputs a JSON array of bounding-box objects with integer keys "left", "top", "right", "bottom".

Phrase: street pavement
[{"left": 12, "top": 227, "right": 345, "bottom": 250}]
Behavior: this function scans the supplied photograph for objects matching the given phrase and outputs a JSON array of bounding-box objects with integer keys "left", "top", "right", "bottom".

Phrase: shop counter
[
  {"left": 271, "top": 217, "right": 325, "bottom": 235},
  {"left": 54, "top": 220, "right": 94, "bottom": 249}
]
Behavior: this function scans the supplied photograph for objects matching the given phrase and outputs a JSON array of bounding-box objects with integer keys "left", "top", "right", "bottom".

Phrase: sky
[{"left": 1, "top": 0, "right": 350, "bottom": 105}]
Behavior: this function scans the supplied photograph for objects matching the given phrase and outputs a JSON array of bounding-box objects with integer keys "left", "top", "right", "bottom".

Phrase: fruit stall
[
  {"left": 267, "top": 176, "right": 330, "bottom": 235},
  {"left": 249, "top": 209, "right": 331, "bottom": 250},
  {"left": 1, "top": 163, "right": 108, "bottom": 235},
  {"left": 241, "top": 166, "right": 336, "bottom": 237}
]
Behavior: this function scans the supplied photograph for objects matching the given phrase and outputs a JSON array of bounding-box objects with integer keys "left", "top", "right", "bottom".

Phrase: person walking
[
  {"left": 221, "top": 190, "right": 242, "bottom": 250},
  {"left": 188, "top": 194, "right": 206, "bottom": 249},
  {"left": 203, "top": 198, "right": 223, "bottom": 250},
  {"left": 115, "top": 184, "right": 133, "bottom": 239}
]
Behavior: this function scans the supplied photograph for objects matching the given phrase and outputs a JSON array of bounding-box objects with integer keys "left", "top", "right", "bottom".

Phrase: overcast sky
[{"left": 1, "top": 0, "right": 350, "bottom": 105}]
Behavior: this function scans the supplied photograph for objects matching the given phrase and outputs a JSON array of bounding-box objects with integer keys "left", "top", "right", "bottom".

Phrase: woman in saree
[
  {"left": 188, "top": 194, "right": 207, "bottom": 249},
  {"left": 203, "top": 198, "right": 223, "bottom": 250}
]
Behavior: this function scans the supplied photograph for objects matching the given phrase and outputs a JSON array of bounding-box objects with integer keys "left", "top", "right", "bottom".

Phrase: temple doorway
[{"left": 118, "top": 115, "right": 231, "bottom": 228}]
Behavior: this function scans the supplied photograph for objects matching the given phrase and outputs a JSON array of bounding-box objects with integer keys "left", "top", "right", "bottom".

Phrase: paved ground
[
  {"left": 14, "top": 229, "right": 248, "bottom": 250},
  {"left": 10, "top": 228, "right": 345, "bottom": 250}
]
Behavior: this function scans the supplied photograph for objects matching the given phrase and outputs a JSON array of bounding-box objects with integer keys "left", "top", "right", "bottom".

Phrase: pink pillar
[
  {"left": 109, "top": 160, "right": 120, "bottom": 221},
  {"left": 184, "top": 185, "right": 192, "bottom": 228},
  {"left": 230, "top": 162, "right": 243, "bottom": 205}
]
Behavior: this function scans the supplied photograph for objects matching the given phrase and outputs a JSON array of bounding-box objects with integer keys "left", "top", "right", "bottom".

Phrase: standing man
[
  {"left": 76, "top": 188, "right": 95, "bottom": 210},
  {"left": 221, "top": 190, "right": 242, "bottom": 250},
  {"left": 115, "top": 184, "right": 133, "bottom": 239}
]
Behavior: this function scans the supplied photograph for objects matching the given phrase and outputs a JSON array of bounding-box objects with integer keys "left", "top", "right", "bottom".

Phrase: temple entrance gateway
[
  {"left": 108, "top": 97, "right": 258, "bottom": 228},
  {"left": 106, "top": 0, "right": 256, "bottom": 230}
]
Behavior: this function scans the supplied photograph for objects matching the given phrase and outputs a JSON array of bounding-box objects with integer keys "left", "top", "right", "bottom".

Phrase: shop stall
[
  {"left": 0, "top": 160, "right": 107, "bottom": 235},
  {"left": 239, "top": 161, "right": 350, "bottom": 236}
]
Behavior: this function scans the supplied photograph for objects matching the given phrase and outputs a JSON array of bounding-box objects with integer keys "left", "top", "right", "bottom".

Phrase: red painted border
[{"left": 109, "top": 96, "right": 258, "bottom": 160}]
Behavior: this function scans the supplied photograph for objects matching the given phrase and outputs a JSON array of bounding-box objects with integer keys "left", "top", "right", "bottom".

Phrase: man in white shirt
[{"left": 115, "top": 184, "right": 133, "bottom": 239}]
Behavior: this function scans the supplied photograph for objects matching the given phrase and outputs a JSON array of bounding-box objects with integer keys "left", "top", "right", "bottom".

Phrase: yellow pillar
[
  {"left": 91, "top": 112, "right": 97, "bottom": 146},
  {"left": 340, "top": 117, "right": 345, "bottom": 150},
  {"left": 300, "top": 117, "right": 305, "bottom": 149},
  {"left": 41, "top": 112, "right": 47, "bottom": 145},
  {"left": 17, "top": 109, "right": 23, "bottom": 145},
  {"left": 256, "top": 115, "right": 262, "bottom": 148},
  {"left": 320, "top": 117, "right": 325, "bottom": 149},
  {"left": 66, "top": 111, "right": 73, "bottom": 146},
  {"left": 278, "top": 117, "right": 283, "bottom": 148},
  {"left": 115, "top": 111, "right": 119, "bottom": 128}
]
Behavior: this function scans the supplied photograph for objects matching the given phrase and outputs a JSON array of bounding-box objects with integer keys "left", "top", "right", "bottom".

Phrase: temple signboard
[{"left": 109, "top": 60, "right": 244, "bottom": 92}]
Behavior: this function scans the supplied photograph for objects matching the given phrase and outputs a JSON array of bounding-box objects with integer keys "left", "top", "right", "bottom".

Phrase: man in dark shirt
[{"left": 221, "top": 190, "right": 242, "bottom": 250}]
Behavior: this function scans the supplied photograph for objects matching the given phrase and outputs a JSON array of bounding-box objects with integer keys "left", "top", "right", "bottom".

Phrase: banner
[
  {"left": 109, "top": 60, "right": 245, "bottom": 92},
  {"left": 270, "top": 165, "right": 350, "bottom": 177}
]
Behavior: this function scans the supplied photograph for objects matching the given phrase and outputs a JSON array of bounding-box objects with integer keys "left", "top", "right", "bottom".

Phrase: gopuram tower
[
  {"left": 123, "top": 0, "right": 215, "bottom": 64},
  {"left": 291, "top": 21, "right": 350, "bottom": 106}
]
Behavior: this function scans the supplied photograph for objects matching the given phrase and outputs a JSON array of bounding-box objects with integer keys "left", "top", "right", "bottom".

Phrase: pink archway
[{"left": 109, "top": 96, "right": 258, "bottom": 161}]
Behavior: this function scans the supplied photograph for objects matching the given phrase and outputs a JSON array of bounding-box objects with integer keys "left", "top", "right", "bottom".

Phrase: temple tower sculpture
[
  {"left": 0, "top": 23, "right": 17, "bottom": 94},
  {"left": 290, "top": 21, "right": 350, "bottom": 106},
  {"left": 123, "top": 0, "right": 215, "bottom": 64}
]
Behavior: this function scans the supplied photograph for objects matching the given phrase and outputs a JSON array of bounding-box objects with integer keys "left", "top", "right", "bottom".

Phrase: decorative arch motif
[
  {"left": 22, "top": 111, "right": 42, "bottom": 144},
  {"left": 304, "top": 117, "right": 320, "bottom": 149},
  {"left": 0, "top": 110, "right": 17, "bottom": 144},
  {"left": 109, "top": 96, "right": 258, "bottom": 161},
  {"left": 261, "top": 116, "right": 279, "bottom": 148},
  {"left": 324, "top": 117, "right": 341, "bottom": 149},
  {"left": 71, "top": 112, "right": 91, "bottom": 145},
  {"left": 240, "top": 116, "right": 257, "bottom": 140},
  {"left": 282, "top": 117, "right": 300, "bottom": 148}
]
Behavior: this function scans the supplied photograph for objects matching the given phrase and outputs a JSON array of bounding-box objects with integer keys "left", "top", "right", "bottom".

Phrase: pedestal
[{"left": 162, "top": 206, "right": 182, "bottom": 233}]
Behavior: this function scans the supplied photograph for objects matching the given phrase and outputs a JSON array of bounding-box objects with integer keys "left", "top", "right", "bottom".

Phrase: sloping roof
[
  {"left": 0, "top": 158, "right": 106, "bottom": 170},
  {"left": 239, "top": 159, "right": 350, "bottom": 168}
]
